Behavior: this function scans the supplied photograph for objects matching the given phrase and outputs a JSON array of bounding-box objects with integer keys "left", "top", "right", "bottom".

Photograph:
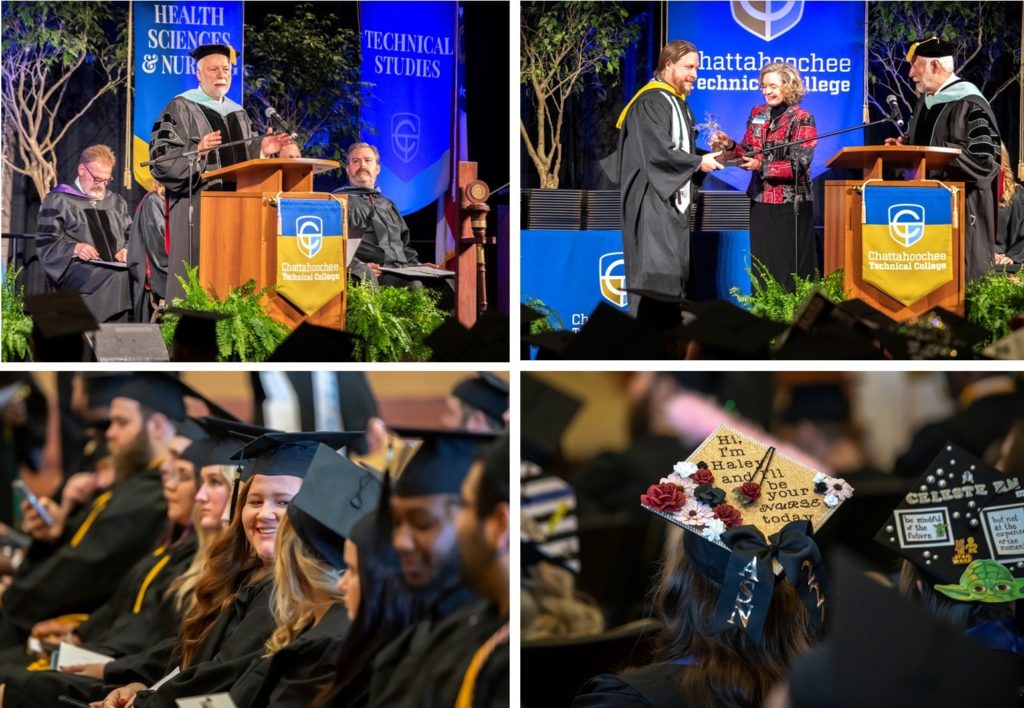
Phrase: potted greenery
[
  {"left": 345, "top": 279, "right": 446, "bottom": 362},
  {"left": 160, "top": 265, "right": 290, "bottom": 362},
  {"left": 731, "top": 261, "right": 847, "bottom": 324},
  {"left": 1, "top": 265, "right": 33, "bottom": 362}
]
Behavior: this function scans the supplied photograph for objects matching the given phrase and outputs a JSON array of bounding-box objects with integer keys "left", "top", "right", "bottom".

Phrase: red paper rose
[
  {"left": 692, "top": 468, "right": 715, "bottom": 486},
  {"left": 713, "top": 503, "right": 743, "bottom": 528},
  {"left": 738, "top": 481, "right": 762, "bottom": 503},
  {"left": 641, "top": 483, "right": 687, "bottom": 513}
]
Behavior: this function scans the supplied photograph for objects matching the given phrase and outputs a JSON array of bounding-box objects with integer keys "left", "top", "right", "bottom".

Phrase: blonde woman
[
  {"left": 713, "top": 62, "right": 818, "bottom": 290},
  {"left": 995, "top": 143, "right": 1024, "bottom": 265}
]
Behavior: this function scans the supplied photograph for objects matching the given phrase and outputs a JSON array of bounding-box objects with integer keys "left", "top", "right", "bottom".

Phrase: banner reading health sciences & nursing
[
  {"left": 861, "top": 185, "right": 954, "bottom": 306},
  {"left": 666, "top": 1, "right": 865, "bottom": 191},
  {"left": 133, "top": 2, "right": 244, "bottom": 190},
  {"left": 359, "top": 2, "right": 457, "bottom": 215},
  {"left": 277, "top": 198, "right": 346, "bottom": 315}
]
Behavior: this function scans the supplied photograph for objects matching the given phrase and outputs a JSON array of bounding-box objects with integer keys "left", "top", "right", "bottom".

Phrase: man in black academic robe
[
  {"left": 0, "top": 378, "right": 183, "bottom": 648},
  {"left": 886, "top": 37, "right": 1002, "bottom": 283},
  {"left": 35, "top": 145, "right": 133, "bottom": 323},
  {"left": 615, "top": 40, "right": 723, "bottom": 328},
  {"left": 148, "top": 44, "right": 291, "bottom": 302},
  {"left": 333, "top": 142, "right": 453, "bottom": 301},
  {"left": 127, "top": 186, "right": 169, "bottom": 322}
]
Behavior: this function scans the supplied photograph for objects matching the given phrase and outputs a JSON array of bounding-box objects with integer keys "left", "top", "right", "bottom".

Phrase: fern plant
[
  {"left": 523, "top": 296, "right": 566, "bottom": 334},
  {"left": 346, "top": 280, "right": 446, "bottom": 362},
  {"left": 160, "top": 265, "right": 290, "bottom": 362},
  {"left": 1, "top": 265, "right": 33, "bottom": 362},
  {"left": 965, "top": 272, "right": 1024, "bottom": 344},
  {"left": 731, "top": 260, "right": 847, "bottom": 324}
]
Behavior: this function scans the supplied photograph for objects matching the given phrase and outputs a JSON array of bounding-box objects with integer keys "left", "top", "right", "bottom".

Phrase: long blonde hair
[
  {"left": 265, "top": 513, "right": 343, "bottom": 654},
  {"left": 1001, "top": 143, "right": 1020, "bottom": 207}
]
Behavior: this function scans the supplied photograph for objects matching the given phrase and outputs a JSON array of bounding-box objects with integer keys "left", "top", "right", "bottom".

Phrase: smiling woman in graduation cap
[{"left": 574, "top": 424, "right": 852, "bottom": 708}]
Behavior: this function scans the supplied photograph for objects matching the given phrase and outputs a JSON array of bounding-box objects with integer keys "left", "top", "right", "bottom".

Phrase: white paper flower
[
  {"left": 701, "top": 518, "right": 727, "bottom": 543},
  {"left": 674, "top": 498, "right": 716, "bottom": 527},
  {"left": 825, "top": 477, "right": 854, "bottom": 502},
  {"left": 813, "top": 472, "right": 828, "bottom": 485},
  {"left": 674, "top": 461, "right": 699, "bottom": 478},
  {"left": 823, "top": 492, "right": 840, "bottom": 508}
]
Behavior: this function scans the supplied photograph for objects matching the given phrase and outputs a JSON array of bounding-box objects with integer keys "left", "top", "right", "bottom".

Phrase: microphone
[
  {"left": 264, "top": 107, "right": 297, "bottom": 139},
  {"left": 885, "top": 95, "right": 904, "bottom": 128}
]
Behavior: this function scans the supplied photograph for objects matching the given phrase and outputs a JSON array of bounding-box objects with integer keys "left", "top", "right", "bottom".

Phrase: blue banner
[
  {"left": 358, "top": 1, "right": 457, "bottom": 215},
  {"left": 864, "top": 186, "right": 952, "bottom": 227},
  {"left": 666, "top": 1, "right": 866, "bottom": 191},
  {"left": 278, "top": 198, "right": 345, "bottom": 239},
  {"left": 132, "top": 1, "right": 244, "bottom": 189}
]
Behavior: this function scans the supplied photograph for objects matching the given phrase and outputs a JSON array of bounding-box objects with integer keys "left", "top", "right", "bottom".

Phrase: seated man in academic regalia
[
  {"left": 333, "top": 143, "right": 454, "bottom": 303},
  {"left": 149, "top": 43, "right": 292, "bottom": 302},
  {"left": 35, "top": 145, "right": 133, "bottom": 323}
]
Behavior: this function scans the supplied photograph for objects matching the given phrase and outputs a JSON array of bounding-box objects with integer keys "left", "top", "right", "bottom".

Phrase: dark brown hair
[
  {"left": 657, "top": 40, "right": 699, "bottom": 72},
  {"left": 178, "top": 477, "right": 264, "bottom": 669},
  {"left": 648, "top": 538, "right": 816, "bottom": 708}
]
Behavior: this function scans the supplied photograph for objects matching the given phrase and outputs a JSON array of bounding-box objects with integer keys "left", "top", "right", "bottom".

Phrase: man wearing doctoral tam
[
  {"left": 149, "top": 43, "right": 293, "bottom": 301},
  {"left": 889, "top": 36, "right": 1002, "bottom": 283}
]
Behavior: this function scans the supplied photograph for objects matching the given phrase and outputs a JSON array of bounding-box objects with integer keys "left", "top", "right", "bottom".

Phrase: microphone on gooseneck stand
[
  {"left": 264, "top": 106, "right": 298, "bottom": 140},
  {"left": 886, "top": 94, "right": 904, "bottom": 129}
]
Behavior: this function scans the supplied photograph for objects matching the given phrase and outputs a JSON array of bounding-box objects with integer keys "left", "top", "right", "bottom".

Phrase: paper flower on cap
[
  {"left": 675, "top": 498, "right": 716, "bottom": 527},
  {"left": 641, "top": 482, "right": 687, "bottom": 513},
  {"left": 701, "top": 518, "right": 727, "bottom": 543},
  {"left": 814, "top": 472, "right": 853, "bottom": 507},
  {"left": 674, "top": 460, "right": 699, "bottom": 478}
]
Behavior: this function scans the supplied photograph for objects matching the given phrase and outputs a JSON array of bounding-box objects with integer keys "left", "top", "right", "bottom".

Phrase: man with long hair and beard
[{"left": 0, "top": 374, "right": 193, "bottom": 648}]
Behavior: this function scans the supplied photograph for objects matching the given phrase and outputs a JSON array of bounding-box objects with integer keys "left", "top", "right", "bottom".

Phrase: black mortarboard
[
  {"left": 24, "top": 292, "right": 98, "bottom": 362},
  {"left": 788, "top": 550, "right": 1019, "bottom": 708},
  {"left": 878, "top": 308, "right": 988, "bottom": 360},
  {"left": 112, "top": 373, "right": 237, "bottom": 423},
  {"left": 521, "top": 330, "right": 574, "bottom": 360},
  {"left": 874, "top": 443, "right": 1024, "bottom": 602},
  {"left": 773, "top": 321, "right": 887, "bottom": 360},
  {"left": 425, "top": 311, "right": 510, "bottom": 362},
  {"left": 521, "top": 374, "right": 581, "bottom": 467},
  {"left": 180, "top": 417, "right": 274, "bottom": 468},
  {"left": 391, "top": 428, "right": 497, "bottom": 497},
  {"left": 80, "top": 373, "right": 136, "bottom": 408},
  {"left": 189, "top": 43, "right": 239, "bottom": 65},
  {"left": 521, "top": 303, "right": 545, "bottom": 333},
  {"left": 906, "top": 37, "right": 956, "bottom": 61},
  {"left": 676, "top": 300, "right": 786, "bottom": 359},
  {"left": 266, "top": 322, "right": 355, "bottom": 363},
  {"left": 232, "top": 432, "right": 366, "bottom": 480},
  {"left": 452, "top": 374, "right": 509, "bottom": 423},
  {"left": 163, "top": 308, "right": 228, "bottom": 363},
  {"left": 287, "top": 449, "right": 382, "bottom": 569},
  {"left": 563, "top": 302, "right": 667, "bottom": 360}
]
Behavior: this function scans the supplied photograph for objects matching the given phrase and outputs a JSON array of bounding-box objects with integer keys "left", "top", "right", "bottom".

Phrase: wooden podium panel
[{"left": 199, "top": 190, "right": 346, "bottom": 330}]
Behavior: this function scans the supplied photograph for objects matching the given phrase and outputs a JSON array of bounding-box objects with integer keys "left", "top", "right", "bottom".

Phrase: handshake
[{"left": 710, "top": 131, "right": 761, "bottom": 172}]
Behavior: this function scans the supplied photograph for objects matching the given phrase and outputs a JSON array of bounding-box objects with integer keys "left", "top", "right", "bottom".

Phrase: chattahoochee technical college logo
[
  {"left": 599, "top": 252, "right": 628, "bottom": 309},
  {"left": 392, "top": 113, "right": 421, "bottom": 163},
  {"left": 296, "top": 215, "right": 323, "bottom": 259},
  {"left": 888, "top": 204, "right": 925, "bottom": 248},
  {"left": 730, "top": 0, "right": 804, "bottom": 42}
]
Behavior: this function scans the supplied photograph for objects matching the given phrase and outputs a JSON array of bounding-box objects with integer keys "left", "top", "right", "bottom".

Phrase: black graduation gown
[
  {"left": 1, "top": 539, "right": 196, "bottom": 708},
  {"left": 905, "top": 85, "right": 1001, "bottom": 283},
  {"left": 339, "top": 188, "right": 421, "bottom": 267},
  {"left": 616, "top": 88, "right": 702, "bottom": 306},
  {"left": 0, "top": 466, "right": 168, "bottom": 648},
  {"left": 997, "top": 188, "right": 1024, "bottom": 263},
  {"left": 365, "top": 585, "right": 479, "bottom": 708},
  {"left": 573, "top": 663, "right": 693, "bottom": 708},
  {"left": 127, "top": 190, "right": 169, "bottom": 321},
  {"left": 149, "top": 95, "right": 261, "bottom": 302},
  {"left": 227, "top": 602, "right": 351, "bottom": 708},
  {"left": 35, "top": 185, "right": 133, "bottom": 322}
]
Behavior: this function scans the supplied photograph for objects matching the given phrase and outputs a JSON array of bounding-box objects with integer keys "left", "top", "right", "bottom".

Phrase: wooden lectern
[
  {"left": 824, "top": 145, "right": 966, "bottom": 320},
  {"left": 197, "top": 158, "right": 343, "bottom": 329}
]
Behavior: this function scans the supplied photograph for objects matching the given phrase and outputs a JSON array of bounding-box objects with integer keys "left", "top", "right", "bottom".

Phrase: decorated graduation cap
[
  {"left": 874, "top": 443, "right": 1024, "bottom": 603},
  {"left": 189, "top": 43, "right": 238, "bottom": 65},
  {"left": 452, "top": 373, "right": 509, "bottom": 424},
  {"left": 286, "top": 445, "right": 382, "bottom": 569},
  {"left": 179, "top": 417, "right": 274, "bottom": 469},
  {"left": 390, "top": 428, "right": 497, "bottom": 497},
  {"left": 905, "top": 36, "right": 956, "bottom": 62},
  {"left": 641, "top": 424, "right": 853, "bottom": 641}
]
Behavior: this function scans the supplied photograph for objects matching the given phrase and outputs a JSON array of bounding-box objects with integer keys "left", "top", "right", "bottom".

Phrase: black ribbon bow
[{"left": 709, "top": 519, "right": 830, "bottom": 642}]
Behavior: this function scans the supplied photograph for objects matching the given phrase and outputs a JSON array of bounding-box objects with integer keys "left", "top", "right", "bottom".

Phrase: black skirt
[{"left": 748, "top": 201, "right": 818, "bottom": 292}]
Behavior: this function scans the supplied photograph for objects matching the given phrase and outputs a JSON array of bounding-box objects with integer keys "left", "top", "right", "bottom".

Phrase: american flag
[{"left": 435, "top": 3, "right": 467, "bottom": 266}]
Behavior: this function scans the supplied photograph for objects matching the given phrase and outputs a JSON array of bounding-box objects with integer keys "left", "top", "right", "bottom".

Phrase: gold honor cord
[
  {"left": 616, "top": 81, "right": 686, "bottom": 129},
  {"left": 133, "top": 552, "right": 171, "bottom": 614},
  {"left": 454, "top": 622, "right": 510, "bottom": 708},
  {"left": 69, "top": 491, "right": 113, "bottom": 549}
]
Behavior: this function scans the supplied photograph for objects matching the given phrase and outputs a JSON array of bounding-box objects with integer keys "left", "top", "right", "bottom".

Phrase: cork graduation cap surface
[
  {"left": 874, "top": 443, "right": 1024, "bottom": 603},
  {"left": 640, "top": 423, "right": 854, "bottom": 640}
]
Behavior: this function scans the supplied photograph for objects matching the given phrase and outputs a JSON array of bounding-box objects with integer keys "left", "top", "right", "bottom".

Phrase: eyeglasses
[{"left": 82, "top": 163, "right": 113, "bottom": 185}]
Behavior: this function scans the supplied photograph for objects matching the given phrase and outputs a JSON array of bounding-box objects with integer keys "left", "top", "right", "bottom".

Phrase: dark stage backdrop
[{"left": 6, "top": 1, "right": 508, "bottom": 288}]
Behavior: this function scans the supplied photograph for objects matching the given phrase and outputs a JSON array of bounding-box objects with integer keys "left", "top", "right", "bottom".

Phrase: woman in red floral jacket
[{"left": 713, "top": 62, "right": 818, "bottom": 291}]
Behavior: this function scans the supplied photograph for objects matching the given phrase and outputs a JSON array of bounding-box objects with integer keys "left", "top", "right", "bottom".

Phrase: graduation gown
[
  {"left": 0, "top": 466, "right": 168, "bottom": 648},
  {"left": 366, "top": 584, "right": 479, "bottom": 708},
  {"left": 337, "top": 187, "right": 420, "bottom": 267},
  {"left": 573, "top": 663, "right": 694, "bottom": 708},
  {"left": 127, "top": 190, "right": 169, "bottom": 321},
  {"left": 226, "top": 603, "right": 351, "bottom": 708},
  {"left": 149, "top": 93, "right": 261, "bottom": 302},
  {"left": 905, "top": 80, "right": 1001, "bottom": 282},
  {"left": 616, "top": 82, "right": 702, "bottom": 305},
  {"left": 1, "top": 538, "right": 196, "bottom": 708},
  {"left": 997, "top": 188, "right": 1024, "bottom": 263},
  {"left": 35, "top": 184, "right": 133, "bottom": 322}
]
